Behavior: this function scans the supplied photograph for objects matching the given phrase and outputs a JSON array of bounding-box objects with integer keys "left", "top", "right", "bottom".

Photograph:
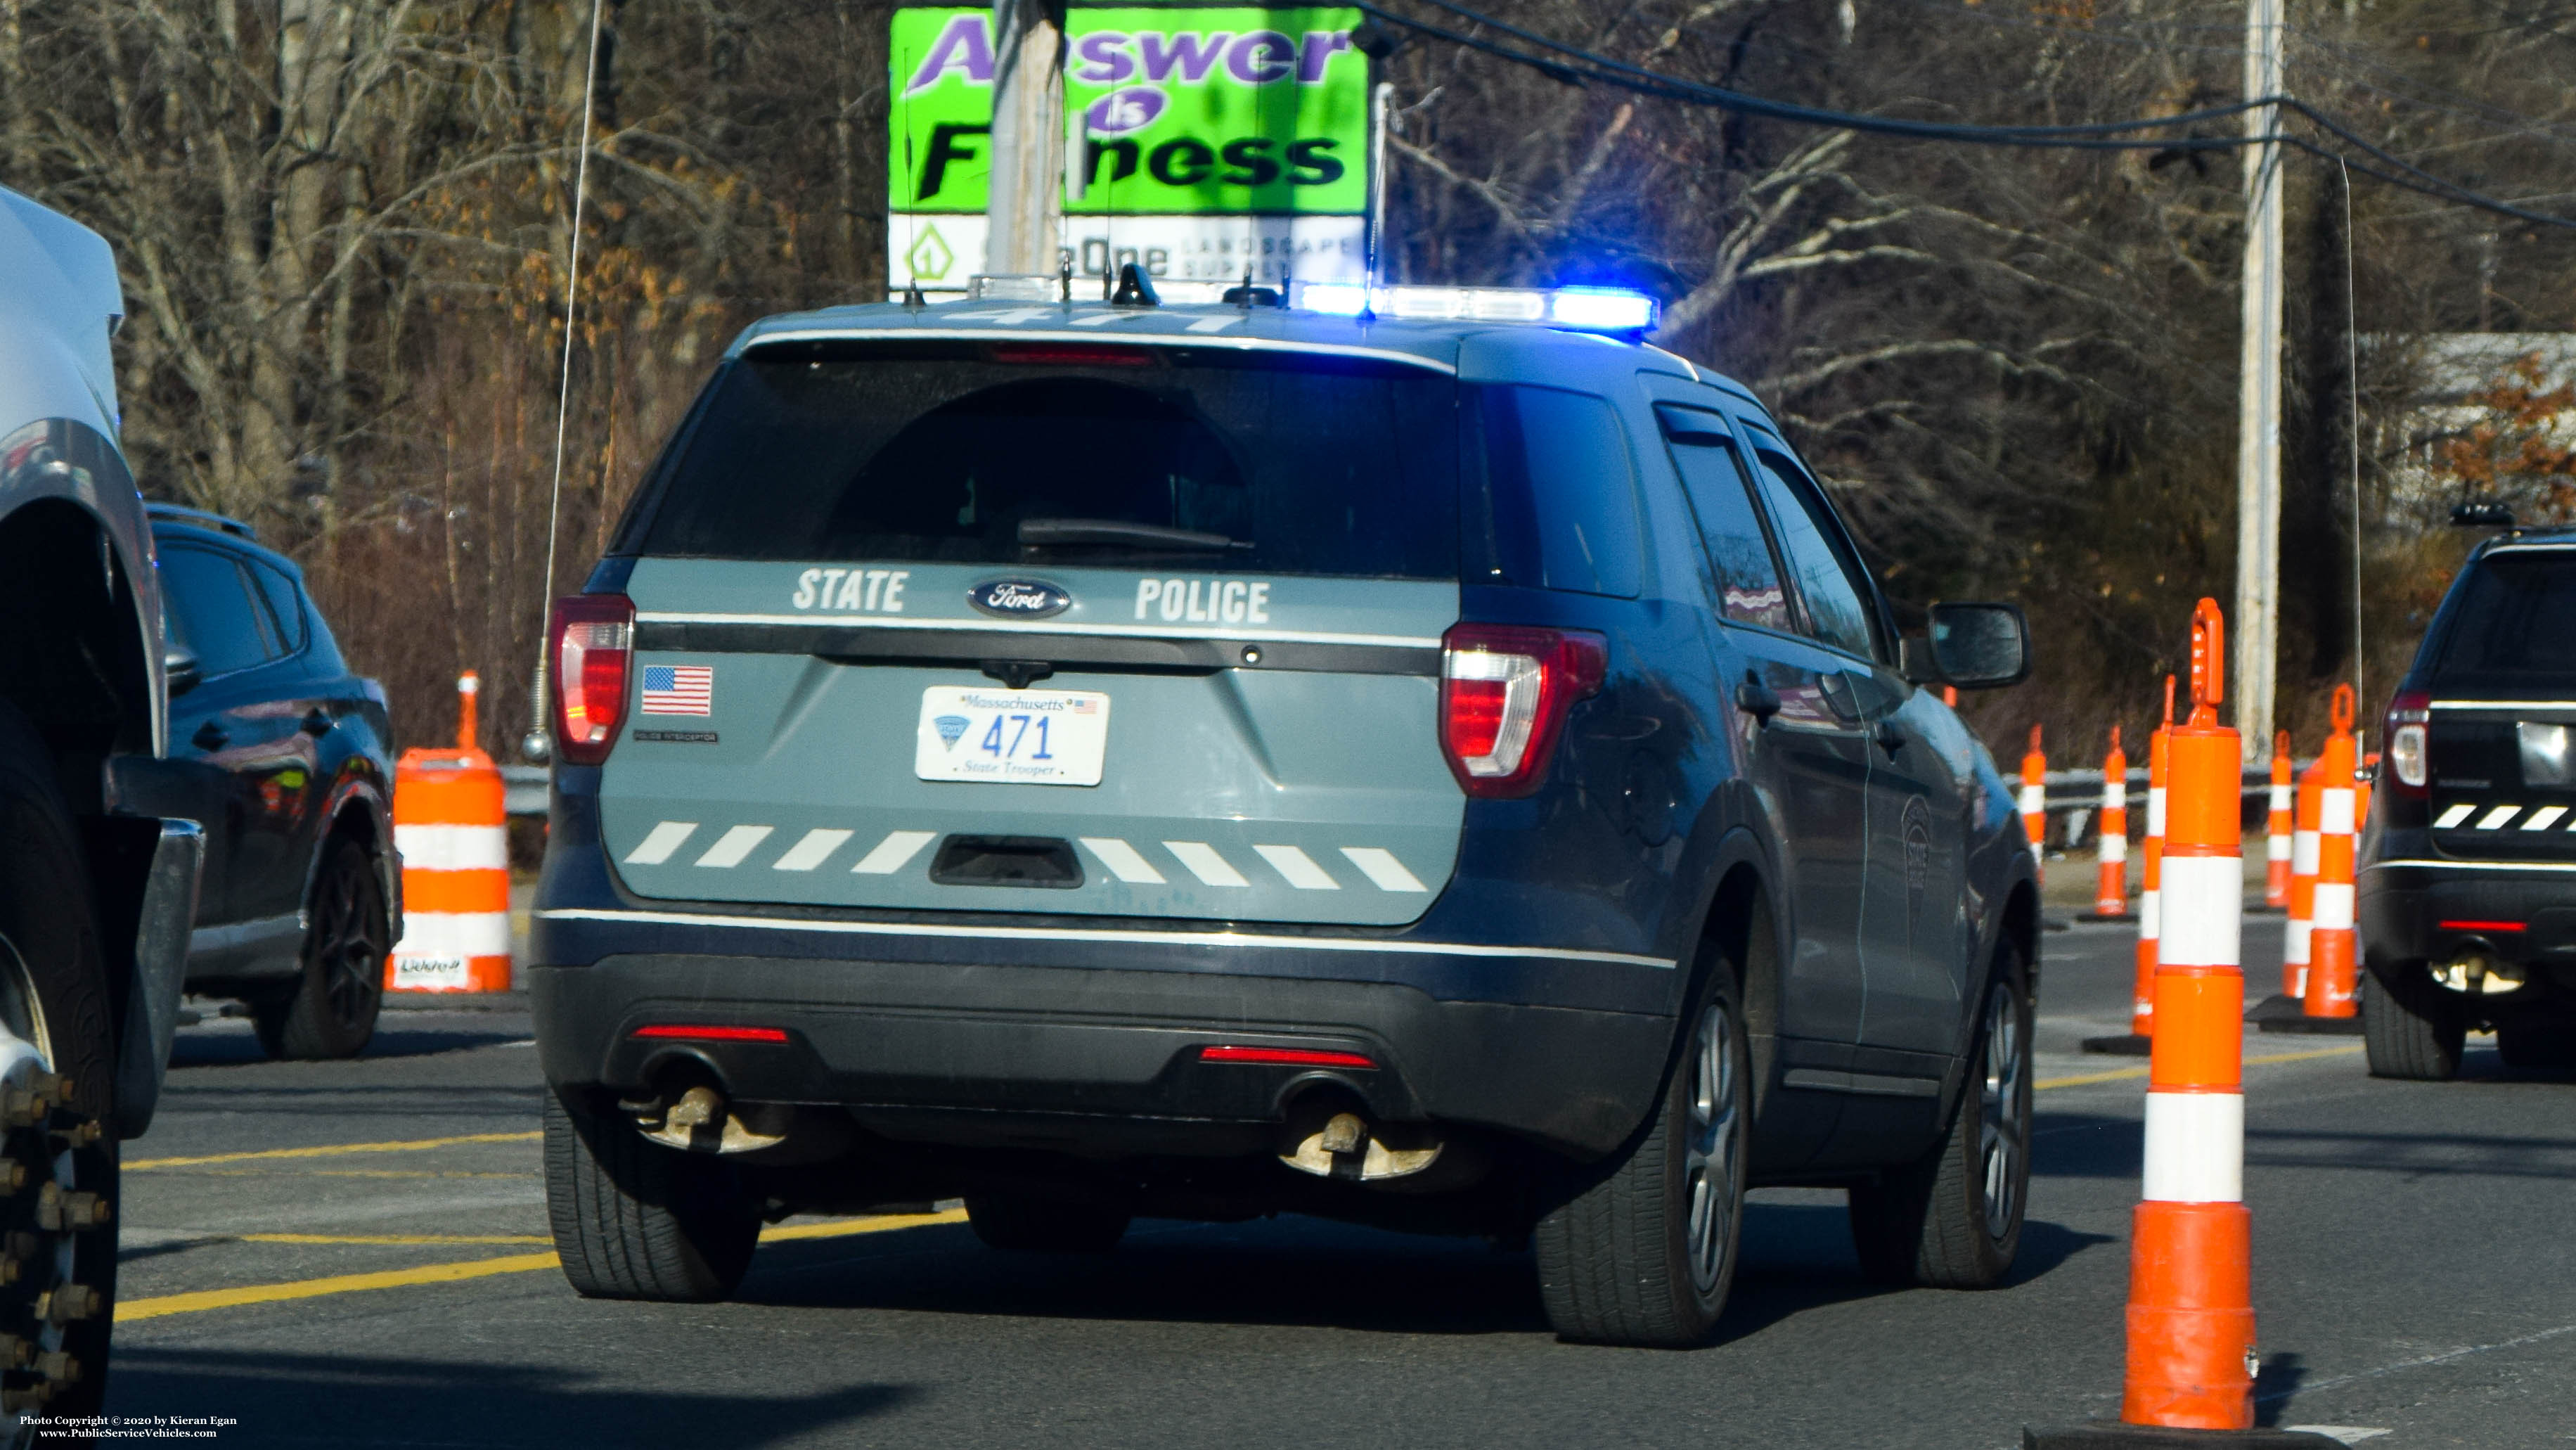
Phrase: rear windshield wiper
[{"left": 1017, "top": 518, "right": 1247, "bottom": 551}]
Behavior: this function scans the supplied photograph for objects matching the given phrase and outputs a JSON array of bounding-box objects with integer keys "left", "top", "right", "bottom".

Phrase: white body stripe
[
  {"left": 636, "top": 610, "right": 1440, "bottom": 652},
  {"left": 2018, "top": 784, "right": 2045, "bottom": 814},
  {"left": 2142, "top": 1091, "right": 2245, "bottom": 1203},
  {"left": 2321, "top": 788, "right": 2357, "bottom": 835},
  {"left": 1079, "top": 838, "right": 1166, "bottom": 884},
  {"left": 2292, "top": 830, "right": 2320, "bottom": 874},
  {"left": 2477, "top": 804, "right": 2522, "bottom": 830},
  {"left": 2267, "top": 830, "right": 2291, "bottom": 862},
  {"left": 1341, "top": 847, "right": 1428, "bottom": 892},
  {"left": 851, "top": 830, "right": 936, "bottom": 874},
  {"left": 2286, "top": 916, "right": 2311, "bottom": 965},
  {"left": 624, "top": 821, "right": 699, "bottom": 866},
  {"left": 391, "top": 911, "right": 512, "bottom": 959},
  {"left": 2524, "top": 806, "right": 2569, "bottom": 831},
  {"left": 2103, "top": 782, "right": 2128, "bottom": 809},
  {"left": 2146, "top": 787, "right": 2167, "bottom": 837},
  {"left": 2269, "top": 783, "right": 2291, "bottom": 811},
  {"left": 539, "top": 906, "right": 1677, "bottom": 968},
  {"left": 2156, "top": 855, "right": 2242, "bottom": 968},
  {"left": 771, "top": 828, "right": 854, "bottom": 872},
  {"left": 393, "top": 824, "right": 508, "bottom": 873},
  {"left": 695, "top": 825, "right": 774, "bottom": 868},
  {"left": 2433, "top": 803, "right": 2477, "bottom": 829},
  {"left": 1253, "top": 845, "right": 1339, "bottom": 890},
  {"left": 2099, "top": 834, "right": 2127, "bottom": 864},
  {"left": 2311, "top": 882, "right": 2355, "bottom": 932},
  {"left": 2139, "top": 889, "right": 2160, "bottom": 940},
  {"left": 1164, "top": 842, "right": 1250, "bottom": 887}
]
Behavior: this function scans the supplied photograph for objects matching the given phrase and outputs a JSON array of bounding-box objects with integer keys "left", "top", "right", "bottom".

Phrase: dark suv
[
  {"left": 529, "top": 284, "right": 2040, "bottom": 1347},
  {"left": 2363, "top": 524, "right": 2576, "bottom": 1077},
  {"left": 129, "top": 506, "right": 399, "bottom": 1059}
]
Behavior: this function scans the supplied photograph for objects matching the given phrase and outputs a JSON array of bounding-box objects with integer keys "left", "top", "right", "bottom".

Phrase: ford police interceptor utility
[
  {"left": 529, "top": 275, "right": 2040, "bottom": 1347},
  {"left": 2363, "top": 518, "right": 2576, "bottom": 1079}
]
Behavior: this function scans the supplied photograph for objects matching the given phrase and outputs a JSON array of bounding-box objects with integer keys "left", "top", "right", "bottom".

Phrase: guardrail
[{"left": 501, "top": 765, "right": 548, "bottom": 819}]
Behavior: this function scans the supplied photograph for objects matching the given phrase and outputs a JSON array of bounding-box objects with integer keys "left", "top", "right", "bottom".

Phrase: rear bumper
[
  {"left": 2359, "top": 854, "right": 2576, "bottom": 1010},
  {"left": 530, "top": 949, "right": 1670, "bottom": 1160}
]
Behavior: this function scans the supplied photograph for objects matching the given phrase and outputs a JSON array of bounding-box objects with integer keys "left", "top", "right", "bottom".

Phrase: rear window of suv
[
  {"left": 629, "top": 340, "right": 1460, "bottom": 579},
  {"left": 2433, "top": 549, "right": 2576, "bottom": 685}
]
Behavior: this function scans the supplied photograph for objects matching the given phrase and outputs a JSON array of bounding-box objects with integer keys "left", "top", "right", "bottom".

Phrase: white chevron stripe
[
  {"left": 695, "top": 825, "right": 773, "bottom": 868},
  {"left": 1079, "top": 838, "right": 1166, "bottom": 884},
  {"left": 771, "top": 828, "right": 854, "bottom": 871},
  {"left": 851, "top": 830, "right": 936, "bottom": 874},
  {"left": 1254, "top": 845, "right": 1339, "bottom": 890},
  {"left": 2477, "top": 804, "right": 2522, "bottom": 830},
  {"left": 1164, "top": 842, "right": 1249, "bottom": 887},
  {"left": 2433, "top": 804, "right": 2476, "bottom": 829},
  {"left": 2522, "top": 806, "right": 2568, "bottom": 832},
  {"left": 1339, "top": 847, "right": 1429, "bottom": 892},
  {"left": 623, "top": 821, "right": 698, "bottom": 866}
]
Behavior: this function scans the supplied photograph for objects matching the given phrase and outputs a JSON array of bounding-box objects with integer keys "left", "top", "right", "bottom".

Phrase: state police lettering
[
  {"left": 1135, "top": 577, "right": 1270, "bottom": 624},
  {"left": 790, "top": 567, "right": 911, "bottom": 612}
]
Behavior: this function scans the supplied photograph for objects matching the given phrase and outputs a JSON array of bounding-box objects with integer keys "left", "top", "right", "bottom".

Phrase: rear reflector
[
  {"left": 1197, "top": 1045, "right": 1377, "bottom": 1069},
  {"left": 2437, "top": 920, "right": 2526, "bottom": 933},
  {"left": 631, "top": 1025, "right": 790, "bottom": 1044}
]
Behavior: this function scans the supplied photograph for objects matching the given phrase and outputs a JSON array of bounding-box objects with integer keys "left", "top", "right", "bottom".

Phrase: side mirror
[
  {"left": 1918, "top": 603, "right": 2032, "bottom": 690},
  {"left": 164, "top": 644, "right": 202, "bottom": 697}
]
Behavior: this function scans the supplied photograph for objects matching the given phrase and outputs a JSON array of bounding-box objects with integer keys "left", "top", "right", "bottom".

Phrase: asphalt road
[{"left": 98, "top": 916, "right": 2576, "bottom": 1449}]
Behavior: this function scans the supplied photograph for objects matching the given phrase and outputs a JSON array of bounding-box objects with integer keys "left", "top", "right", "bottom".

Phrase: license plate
[{"left": 915, "top": 686, "right": 1111, "bottom": 786}]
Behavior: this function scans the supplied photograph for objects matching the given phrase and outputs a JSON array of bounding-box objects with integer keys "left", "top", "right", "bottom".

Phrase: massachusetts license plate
[{"left": 915, "top": 686, "right": 1111, "bottom": 786}]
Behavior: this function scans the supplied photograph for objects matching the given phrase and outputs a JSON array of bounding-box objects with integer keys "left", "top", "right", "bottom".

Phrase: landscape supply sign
[{"left": 889, "top": 6, "right": 1370, "bottom": 293}]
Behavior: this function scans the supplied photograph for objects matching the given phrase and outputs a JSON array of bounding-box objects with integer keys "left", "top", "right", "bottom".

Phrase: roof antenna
[
  {"left": 901, "top": 278, "right": 927, "bottom": 309},
  {"left": 522, "top": 0, "right": 607, "bottom": 767},
  {"left": 1060, "top": 258, "right": 1074, "bottom": 304},
  {"left": 1111, "top": 262, "right": 1161, "bottom": 307}
]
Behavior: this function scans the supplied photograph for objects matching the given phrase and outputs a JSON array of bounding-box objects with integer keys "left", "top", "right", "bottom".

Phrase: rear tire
[
  {"left": 964, "top": 1194, "right": 1130, "bottom": 1253},
  {"left": 2495, "top": 1025, "right": 2576, "bottom": 1071},
  {"left": 2362, "top": 965, "right": 2465, "bottom": 1082},
  {"left": 1849, "top": 940, "right": 2033, "bottom": 1289},
  {"left": 0, "top": 704, "right": 122, "bottom": 1425},
  {"left": 1533, "top": 947, "right": 1749, "bottom": 1347},
  {"left": 251, "top": 838, "right": 386, "bottom": 1061},
  {"left": 543, "top": 1087, "right": 761, "bottom": 1302}
]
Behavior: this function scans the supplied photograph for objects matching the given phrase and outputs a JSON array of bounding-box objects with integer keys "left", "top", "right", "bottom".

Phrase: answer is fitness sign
[{"left": 889, "top": 6, "right": 1369, "bottom": 293}]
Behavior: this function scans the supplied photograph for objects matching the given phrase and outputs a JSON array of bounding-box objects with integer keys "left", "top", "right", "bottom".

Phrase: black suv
[
  {"left": 2363, "top": 523, "right": 2576, "bottom": 1077},
  {"left": 130, "top": 507, "right": 399, "bottom": 1059},
  {"left": 531, "top": 287, "right": 2040, "bottom": 1347}
]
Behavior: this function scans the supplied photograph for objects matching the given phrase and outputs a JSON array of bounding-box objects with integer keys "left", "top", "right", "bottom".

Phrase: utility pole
[
  {"left": 2233, "top": 0, "right": 2286, "bottom": 762},
  {"left": 985, "top": 0, "right": 1065, "bottom": 277}
]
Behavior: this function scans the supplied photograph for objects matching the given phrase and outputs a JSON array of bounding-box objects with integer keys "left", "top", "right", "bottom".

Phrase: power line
[{"left": 1357, "top": 0, "right": 2576, "bottom": 230}]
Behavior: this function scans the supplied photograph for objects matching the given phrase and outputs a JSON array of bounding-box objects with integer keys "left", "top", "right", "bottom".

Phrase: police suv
[
  {"left": 529, "top": 276, "right": 2040, "bottom": 1347},
  {"left": 2364, "top": 518, "right": 2576, "bottom": 1079}
]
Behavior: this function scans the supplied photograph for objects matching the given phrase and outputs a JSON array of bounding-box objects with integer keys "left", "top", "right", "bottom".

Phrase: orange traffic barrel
[
  {"left": 2265, "top": 731, "right": 2294, "bottom": 909},
  {"left": 385, "top": 672, "right": 512, "bottom": 993},
  {"left": 2132, "top": 676, "right": 2175, "bottom": 1038},
  {"left": 2302, "top": 687, "right": 2362, "bottom": 1020},
  {"left": 2020, "top": 726, "right": 2047, "bottom": 883},
  {"left": 2095, "top": 726, "right": 2129, "bottom": 918}
]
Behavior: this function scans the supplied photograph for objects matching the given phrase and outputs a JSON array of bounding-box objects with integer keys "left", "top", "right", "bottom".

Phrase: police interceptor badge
[{"left": 967, "top": 579, "right": 1072, "bottom": 620}]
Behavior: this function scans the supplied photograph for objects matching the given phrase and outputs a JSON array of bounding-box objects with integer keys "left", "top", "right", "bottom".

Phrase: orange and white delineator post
[
  {"left": 2283, "top": 756, "right": 2324, "bottom": 1001},
  {"left": 2302, "top": 687, "right": 2362, "bottom": 1020},
  {"left": 2096, "top": 727, "right": 2130, "bottom": 918},
  {"left": 2021, "top": 726, "right": 2049, "bottom": 883},
  {"left": 2131, "top": 678, "right": 2175, "bottom": 1037},
  {"left": 2264, "top": 731, "right": 2293, "bottom": 909},
  {"left": 385, "top": 672, "right": 513, "bottom": 994},
  {"left": 2123, "top": 599, "right": 2256, "bottom": 1431}
]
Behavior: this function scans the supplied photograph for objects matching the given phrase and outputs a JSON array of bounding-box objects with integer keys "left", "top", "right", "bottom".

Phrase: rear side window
[
  {"left": 1657, "top": 406, "right": 1790, "bottom": 632},
  {"left": 1746, "top": 450, "right": 1879, "bottom": 661},
  {"left": 245, "top": 558, "right": 307, "bottom": 655},
  {"left": 2433, "top": 551, "right": 2576, "bottom": 684},
  {"left": 159, "top": 546, "right": 280, "bottom": 677},
  {"left": 1475, "top": 385, "right": 1643, "bottom": 598},
  {"left": 633, "top": 342, "right": 1458, "bottom": 579}
]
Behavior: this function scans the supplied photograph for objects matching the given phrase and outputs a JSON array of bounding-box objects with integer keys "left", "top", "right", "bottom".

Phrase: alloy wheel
[
  {"left": 1682, "top": 999, "right": 1741, "bottom": 1293},
  {"left": 1977, "top": 980, "right": 2030, "bottom": 1241}
]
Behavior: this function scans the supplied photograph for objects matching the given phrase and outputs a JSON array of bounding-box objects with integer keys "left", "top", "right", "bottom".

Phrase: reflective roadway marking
[
  {"left": 2033, "top": 1044, "right": 2361, "bottom": 1092},
  {"left": 119, "top": 1210, "right": 970, "bottom": 1323},
  {"left": 127, "top": 1131, "right": 543, "bottom": 1171}
]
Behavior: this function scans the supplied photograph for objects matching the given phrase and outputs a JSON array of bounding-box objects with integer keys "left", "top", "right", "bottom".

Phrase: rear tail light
[
  {"left": 1438, "top": 624, "right": 1607, "bottom": 798},
  {"left": 551, "top": 594, "right": 634, "bottom": 766},
  {"left": 2385, "top": 688, "right": 2430, "bottom": 795}
]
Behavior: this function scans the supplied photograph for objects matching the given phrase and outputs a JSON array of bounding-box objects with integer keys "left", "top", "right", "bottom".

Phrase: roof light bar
[{"left": 1286, "top": 281, "right": 1659, "bottom": 333}]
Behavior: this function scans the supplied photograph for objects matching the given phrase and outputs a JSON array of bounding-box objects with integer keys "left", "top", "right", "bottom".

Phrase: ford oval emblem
[{"left": 968, "top": 579, "right": 1072, "bottom": 620}]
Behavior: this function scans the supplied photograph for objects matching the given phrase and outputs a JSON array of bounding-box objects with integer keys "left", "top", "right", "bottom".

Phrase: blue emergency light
[{"left": 1287, "top": 281, "right": 1659, "bottom": 333}]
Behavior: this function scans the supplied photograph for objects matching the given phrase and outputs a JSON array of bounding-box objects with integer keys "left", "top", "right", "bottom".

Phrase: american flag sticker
[{"left": 640, "top": 665, "right": 714, "bottom": 716}]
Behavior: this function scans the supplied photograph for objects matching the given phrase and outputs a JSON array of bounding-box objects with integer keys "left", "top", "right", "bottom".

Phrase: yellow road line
[
  {"left": 2037, "top": 1043, "right": 2362, "bottom": 1091},
  {"left": 238, "top": 1233, "right": 551, "bottom": 1247},
  {"left": 119, "top": 1212, "right": 968, "bottom": 1323},
  {"left": 127, "top": 1131, "right": 541, "bottom": 1171}
]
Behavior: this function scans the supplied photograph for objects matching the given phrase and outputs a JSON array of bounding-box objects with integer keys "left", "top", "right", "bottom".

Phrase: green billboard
[{"left": 890, "top": 7, "right": 1370, "bottom": 218}]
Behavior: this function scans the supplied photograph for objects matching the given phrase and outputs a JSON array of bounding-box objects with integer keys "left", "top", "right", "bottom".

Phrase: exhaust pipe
[
  {"left": 629, "top": 1084, "right": 790, "bottom": 1155},
  {"left": 1276, "top": 1100, "right": 1444, "bottom": 1182}
]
